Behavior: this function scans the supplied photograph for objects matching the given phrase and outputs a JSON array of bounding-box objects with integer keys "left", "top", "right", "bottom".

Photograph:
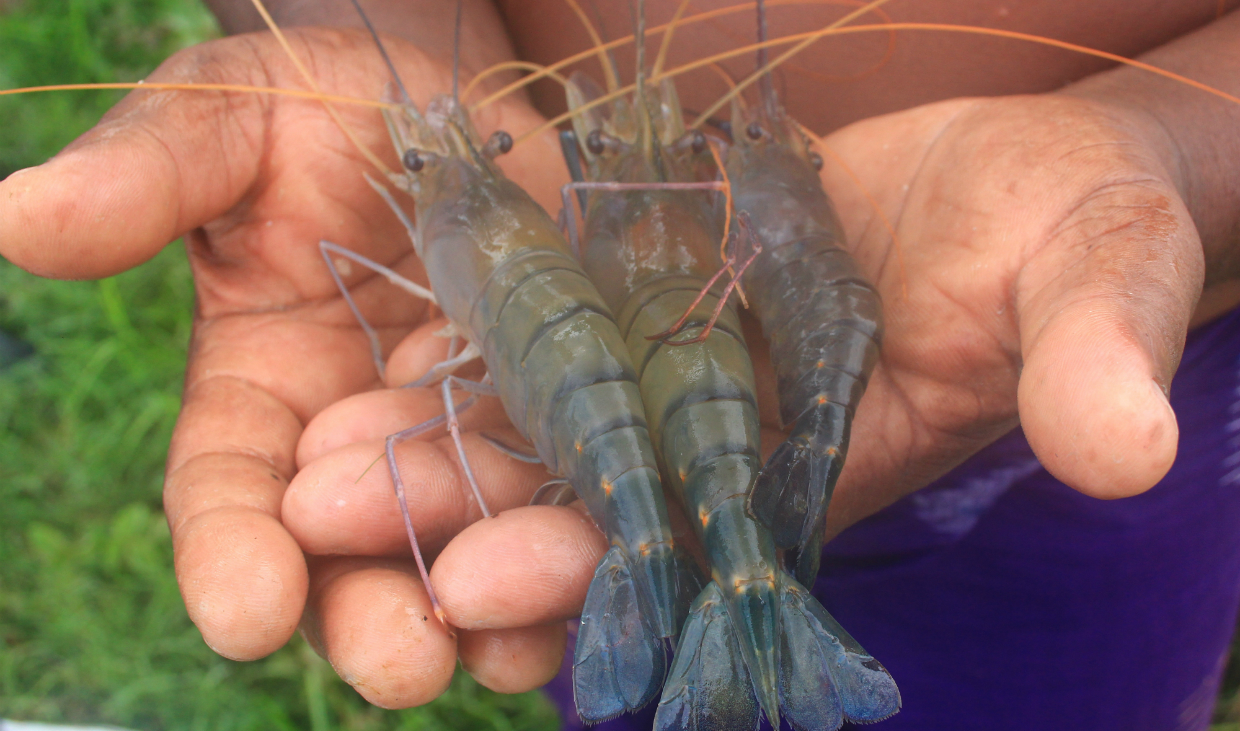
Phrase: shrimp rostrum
[
  {"left": 561, "top": 27, "right": 900, "bottom": 730},
  {"left": 368, "top": 83, "right": 697, "bottom": 722}
]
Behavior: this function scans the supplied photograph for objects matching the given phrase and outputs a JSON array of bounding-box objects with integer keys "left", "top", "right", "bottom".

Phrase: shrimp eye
[
  {"left": 810, "top": 152, "right": 824, "bottom": 171},
  {"left": 746, "top": 122, "right": 764, "bottom": 140},
  {"left": 691, "top": 130, "right": 707, "bottom": 154},
  {"left": 586, "top": 129, "right": 607, "bottom": 155},
  {"left": 403, "top": 149, "right": 425, "bottom": 172},
  {"left": 482, "top": 130, "right": 514, "bottom": 158}
]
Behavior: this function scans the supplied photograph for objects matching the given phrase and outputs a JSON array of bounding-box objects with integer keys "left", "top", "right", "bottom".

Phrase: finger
[
  {"left": 383, "top": 318, "right": 487, "bottom": 389},
  {"left": 164, "top": 375, "right": 307, "bottom": 661},
  {"left": 1, "top": 36, "right": 276, "bottom": 278},
  {"left": 1016, "top": 178, "right": 1201, "bottom": 498},
  {"left": 295, "top": 383, "right": 512, "bottom": 468},
  {"left": 432, "top": 505, "right": 607, "bottom": 630},
  {"left": 458, "top": 623, "right": 567, "bottom": 694},
  {"left": 303, "top": 558, "right": 456, "bottom": 709},
  {"left": 284, "top": 427, "right": 548, "bottom": 557},
  {"left": 0, "top": 30, "right": 415, "bottom": 280},
  {"left": 166, "top": 304, "right": 408, "bottom": 659},
  {"left": 384, "top": 318, "right": 457, "bottom": 389}
]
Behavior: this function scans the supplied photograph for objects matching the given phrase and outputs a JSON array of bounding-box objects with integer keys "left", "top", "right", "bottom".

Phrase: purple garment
[{"left": 545, "top": 305, "right": 1240, "bottom": 731}]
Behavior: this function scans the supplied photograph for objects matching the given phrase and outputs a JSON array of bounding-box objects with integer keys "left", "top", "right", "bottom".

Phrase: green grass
[{"left": 0, "top": 0, "right": 559, "bottom": 728}]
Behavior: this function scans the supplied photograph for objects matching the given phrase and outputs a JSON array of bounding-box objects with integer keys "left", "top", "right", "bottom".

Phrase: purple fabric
[{"left": 545, "top": 305, "right": 1240, "bottom": 731}]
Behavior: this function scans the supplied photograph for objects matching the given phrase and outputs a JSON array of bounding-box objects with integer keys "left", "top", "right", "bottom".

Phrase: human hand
[
  {"left": 812, "top": 92, "right": 1206, "bottom": 538},
  {"left": 0, "top": 27, "right": 576, "bottom": 707}
]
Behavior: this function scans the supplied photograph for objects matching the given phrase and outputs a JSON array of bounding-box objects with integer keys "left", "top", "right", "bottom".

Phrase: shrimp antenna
[
  {"left": 566, "top": 0, "right": 620, "bottom": 92},
  {"left": 452, "top": 0, "right": 464, "bottom": 103},
  {"left": 347, "top": 0, "right": 413, "bottom": 105},
  {"left": 631, "top": 0, "right": 657, "bottom": 162},
  {"left": 756, "top": 0, "right": 778, "bottom": 116},
  {"left": 588, "top": 0, "right": 624, "bottom": 88},
  {"left": 652, "top": 0, "right": 692, "bottom": 77}
]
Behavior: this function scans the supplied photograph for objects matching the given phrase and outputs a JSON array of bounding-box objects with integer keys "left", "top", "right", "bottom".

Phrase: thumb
[
  {"left": 0, "top": 32, "right": 378, "bottom": 280},
  {"left": 0, "top": 44, "right": 268, "bottom": 279},
  {"left": 1016, "top": 179, "right": 1201, "bottom": 499}
]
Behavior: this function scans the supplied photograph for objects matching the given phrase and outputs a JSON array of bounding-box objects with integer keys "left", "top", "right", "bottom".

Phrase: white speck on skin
[
  {"left": 336, "top": 498, "right": 347, "bottom": 508},
  {"left": 334, "top": 258, "right": 353, "bottom": 277}
]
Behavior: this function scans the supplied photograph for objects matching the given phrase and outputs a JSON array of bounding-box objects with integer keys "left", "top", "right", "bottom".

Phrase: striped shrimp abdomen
[
  {"left": 729, "top": 134, "right": 883, "bottom": 586},
  {"left": 415, "top": 158, "right": 687, "bottom": 723}
]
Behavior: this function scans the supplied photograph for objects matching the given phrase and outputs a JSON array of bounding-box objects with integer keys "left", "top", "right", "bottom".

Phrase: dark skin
[{"left": 1, "top": 0, "right": 1239, "bottom": 708}]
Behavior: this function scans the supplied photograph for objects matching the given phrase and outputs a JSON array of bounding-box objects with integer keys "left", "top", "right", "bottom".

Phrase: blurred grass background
[
  {"left": 4, "top": 0, "right": 1240, "bottom": 730},
  {"left": 0, "top": 0, "right": 559, "bottom": 728}
]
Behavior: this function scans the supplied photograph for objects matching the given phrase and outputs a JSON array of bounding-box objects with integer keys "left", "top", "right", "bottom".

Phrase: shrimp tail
[
  {"left": 653, "top": 581, "right": 763, "bottom": 730},
  {"left": 778, "top": 579, "right": 902, "bottom": 729},
  {"left": 787, "top": 516, "right": 826, "bottom": 588},
  {"left": 748, "top": 401, "right": 847, "bottom": 566},
  {"left": 655, "top": 575, "right": 900, "bottom": 731},
  {"left": 574, "top": 546, "right": 668, "bottom": 723}
]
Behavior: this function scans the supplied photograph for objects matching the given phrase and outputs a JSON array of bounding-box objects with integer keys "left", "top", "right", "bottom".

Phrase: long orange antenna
[
  {"left": 0, "top": 82, "right": 397, "bottom": 108},
  {"left": 652, "top": 0, "right": 695, "bottom": 77},
  {"left": 248, "top": 0, "right": 393, "bottom": 175},
  {"left": 518, "top": 20, "right": 1240, "bottom": 148},
  {"left": 563, "top": 0, "right": 621, "bottom": 92},
  {"left": 694, "top": 0, "right": 898, "bottom": 86},
  {"left": 460, "top": 62, "right": 570, "bottom": 102},
  {"left": 693, "top": 0, "right": 896, "bottom": 127},
  {"left": 469, "top": 0, "right": 862, "bottom": 114},
  {"left": 691, "top": 21, "right": 1240, "bottom": 128}
]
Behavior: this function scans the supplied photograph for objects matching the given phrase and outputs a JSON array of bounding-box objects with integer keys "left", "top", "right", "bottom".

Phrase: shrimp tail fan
[
  {"left": 653, "top": 581, "right": 761, "bottom": 731},
  {"left": 574, "top": 546, "right": 667, "bottom": 723},
  {"left": 655, "top": 577, "right": 900, "bottom": 731},
  {"left": 748, "top": 402, "right": 847, "bottom": 578},
  {"left": 787, "top": 520, "right": 826, "bottom": 589},
  {"left": 779, "top": 580, "right": 902, "bottom": 730}
]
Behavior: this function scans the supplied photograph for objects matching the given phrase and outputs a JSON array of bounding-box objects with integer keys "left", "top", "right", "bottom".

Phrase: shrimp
[
  {"left": 560, "top": 5, "right": 899, "bottom": 728},
  {"left": 729, "top": 0, "right": 884, "bottom": 586},
  {"left": 320, "top": 9, "right": 701, "bottom": 722}
]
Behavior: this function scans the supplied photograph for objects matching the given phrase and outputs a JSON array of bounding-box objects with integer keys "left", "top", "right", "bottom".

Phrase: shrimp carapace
[{"left": 561, "top": 5, "right": 899, "bottom": 725}]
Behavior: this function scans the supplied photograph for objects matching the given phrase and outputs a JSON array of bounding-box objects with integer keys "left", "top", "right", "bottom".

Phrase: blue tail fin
[
  {"left": 748, "top": 430, "right": 841, "bottom": 545},
  {"left": 653, "top": 581, "right": 761, "bottom": 730},
  {"left": 574, "top": 546, "right": 667, "bottom": 723},
  {"left": 749, "top": 405, "right": 845, "bottom": 585},
  {"left": 788, "top": 523, "right": 825, "bottom": 588},
  {"left": 654, "top": 577, "right": 900, "bottom": 731},
  {"left": 779, "top": 581, "right": 901, "bottom": 729}
]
